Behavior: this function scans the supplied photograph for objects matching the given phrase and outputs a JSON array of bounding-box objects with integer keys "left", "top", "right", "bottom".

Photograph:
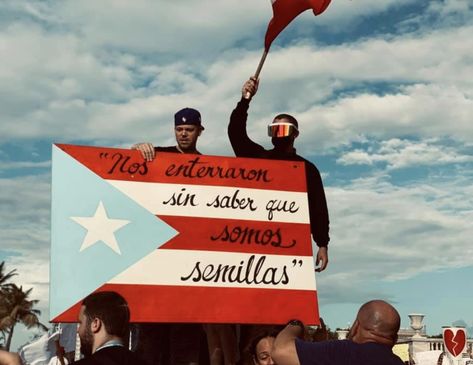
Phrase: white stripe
[
  {"left": 108, "top": 249, "right": 316, "bottom": 291},
  {"left": 108, "top": 180, "right": 309, "bottom": 224}
]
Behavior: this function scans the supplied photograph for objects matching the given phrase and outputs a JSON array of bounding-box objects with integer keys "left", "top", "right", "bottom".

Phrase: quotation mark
[{"left": 292, "top": 259, "right": 303, "bottom": 267}]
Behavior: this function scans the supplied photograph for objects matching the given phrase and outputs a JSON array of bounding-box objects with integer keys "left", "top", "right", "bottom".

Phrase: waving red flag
[{"left": 265, "top": 0, "right": 332, "bottom": 50}]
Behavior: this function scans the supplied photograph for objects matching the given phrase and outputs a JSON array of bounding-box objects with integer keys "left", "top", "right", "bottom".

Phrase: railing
[{"left": 407, "top": 337, "right": 473, "bottom": 364}]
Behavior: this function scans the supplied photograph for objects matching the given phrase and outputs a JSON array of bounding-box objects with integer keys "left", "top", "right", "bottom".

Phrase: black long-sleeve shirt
[{"left": 228, "top": 98, "right": 330, "bottom": 247}]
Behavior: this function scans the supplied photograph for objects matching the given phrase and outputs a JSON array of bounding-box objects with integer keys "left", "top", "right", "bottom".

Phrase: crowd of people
[{"left": 1, "top": 291, "right": 404, "bottom": 365}]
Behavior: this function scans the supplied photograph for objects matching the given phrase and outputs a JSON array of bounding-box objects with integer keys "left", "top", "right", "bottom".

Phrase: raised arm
[
  {"left": 228, "top": 77, "right": 266, "bottom": 158},
  {"left": 271, "top": 322, "right": 303, "bottom": 365}
]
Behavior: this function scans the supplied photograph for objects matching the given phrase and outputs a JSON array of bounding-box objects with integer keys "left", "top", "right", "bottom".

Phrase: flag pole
[{"left": 254, "top": 49, "right": 269, "bottom": 79}]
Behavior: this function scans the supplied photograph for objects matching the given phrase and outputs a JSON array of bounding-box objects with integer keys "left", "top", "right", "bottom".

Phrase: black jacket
[
  {"left": 74, "top": 346, "right": 146, "bottom": 365},
  {"left": 228, "top": 98, "right": 330, "bottom": 247}
]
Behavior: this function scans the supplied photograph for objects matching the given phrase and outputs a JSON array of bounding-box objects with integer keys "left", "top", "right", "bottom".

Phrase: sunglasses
[{"left": 267, "top": 122, "right": 298, "bottom": 138}]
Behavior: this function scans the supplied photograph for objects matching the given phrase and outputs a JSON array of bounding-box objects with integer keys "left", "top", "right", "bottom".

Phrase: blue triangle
[{"left": 50, "top": 145, "right": 177, "bottom": 320}]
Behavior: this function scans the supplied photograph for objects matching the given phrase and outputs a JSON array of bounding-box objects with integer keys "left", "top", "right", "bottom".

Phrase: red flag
[{"left": 264, "top": 0, "right": 332, "bottom": 50}]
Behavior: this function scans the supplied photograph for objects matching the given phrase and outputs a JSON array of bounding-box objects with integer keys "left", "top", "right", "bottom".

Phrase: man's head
[
  {"left": 77, "top": 291, "right": 130, "bottom": 356},
  {"left": 347, "top": 300, "right": 400, "bottom": 348},
  {"left": 174, "top": 107, "right": 204, "bottom": 153},
  {"left": 268, "top": 114, "right": 299, "bottom": 150}
]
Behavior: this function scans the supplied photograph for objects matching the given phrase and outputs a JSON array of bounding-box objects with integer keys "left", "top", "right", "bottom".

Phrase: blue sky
[{"left": 1, "top": 0, "right": 472, "bottom": 350}]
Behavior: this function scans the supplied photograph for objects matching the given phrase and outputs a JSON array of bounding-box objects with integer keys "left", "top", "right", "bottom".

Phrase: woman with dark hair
[{"left": 248, "top": 331, "right": 279, "bottom": 365}]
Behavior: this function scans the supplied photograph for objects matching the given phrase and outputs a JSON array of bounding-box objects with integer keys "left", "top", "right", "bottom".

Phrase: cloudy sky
[{"left": 1, "top": 0, "right": 472, "bottom": 349}]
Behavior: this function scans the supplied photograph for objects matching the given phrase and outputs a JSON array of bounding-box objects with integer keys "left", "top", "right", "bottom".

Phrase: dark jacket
[
  {"left": 74, "top": 346, "right": 146, "bottom": 365},
  {"left": 228, "top": 98, "right": 330, "bottom": 247}
]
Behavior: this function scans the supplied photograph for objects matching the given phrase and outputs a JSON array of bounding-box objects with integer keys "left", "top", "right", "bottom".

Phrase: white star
[{"left": 71, "top": 201, "right": 130, "bottom": 255}]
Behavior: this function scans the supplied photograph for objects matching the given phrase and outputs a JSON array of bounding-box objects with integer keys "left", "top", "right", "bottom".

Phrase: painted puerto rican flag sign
[{"left": 51, "top": 144, "right": 319, "bottom": 324}]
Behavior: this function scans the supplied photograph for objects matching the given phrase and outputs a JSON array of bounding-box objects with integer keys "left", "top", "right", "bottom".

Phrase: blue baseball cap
[{"left": 174, "top": 108, "right": 204, "bottom": 130}]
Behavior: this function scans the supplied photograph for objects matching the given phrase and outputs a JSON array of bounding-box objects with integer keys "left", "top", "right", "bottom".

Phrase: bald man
[{"left": 271, "top": 300, "right": 404, "bottom": 365}]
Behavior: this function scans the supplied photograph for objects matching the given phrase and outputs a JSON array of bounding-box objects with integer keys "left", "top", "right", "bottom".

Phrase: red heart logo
[{"left": 444, "top": 329, "right": 466, "bottom": 357}]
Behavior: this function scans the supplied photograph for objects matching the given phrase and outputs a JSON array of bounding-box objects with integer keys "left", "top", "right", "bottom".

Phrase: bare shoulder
[{"left": 0, "top": 350, "right": 22, "bottom": 365}]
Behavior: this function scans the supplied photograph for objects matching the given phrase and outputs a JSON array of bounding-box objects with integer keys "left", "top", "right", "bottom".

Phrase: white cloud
[
  {"left": 0, "top": 160, "right": 50, "bottom": 170},
  {"left": 337, "top": 138, "right": 473, "bottom": 169},
  {"left": 0, "top": 4, "right": 471, "bottom": 155},
  {"left": 319, "top": 172, "right": 473, "bottom": 305},
  {"left": 48, "top": 0, "right": 423, "bottom": 55},
  {"left": 0, "top": 173, "right": 51, "bottom": 347},
  {"left": 56, "top": 0, "right": 269, "bottom": 55},
  {"left": 0, "top": 0, "right": 430, "bottom": 56},
  {"left": 309, "top": 0, "right": 417, "bottom": 28},
  {"left": 398, "top": 0, "right": 473, "bottom": 33},
  {"left": 0, "top": 174, "right": 50, "bottom": 257},
  {"left": 426, "top": 0, "right": 472, "bottom": 21},
  {"left": 0, "top": 0, "right": 58, "bottom": 24}
]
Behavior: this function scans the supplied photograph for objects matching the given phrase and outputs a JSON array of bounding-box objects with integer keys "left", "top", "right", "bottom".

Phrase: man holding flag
[{"left": 228, "top": 77, "right": 330, "bottom": 271}]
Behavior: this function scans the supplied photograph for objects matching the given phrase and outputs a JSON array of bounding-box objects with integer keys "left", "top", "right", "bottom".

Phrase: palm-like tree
[
  {"left": 0, "top": 262, "right": 17, "bottom": 289},
  {"left": 0, "top": 283, "right": 48, "bottom": 351},
  {"left": 0, "top": 261, "right": 17, "bottom": 348}
]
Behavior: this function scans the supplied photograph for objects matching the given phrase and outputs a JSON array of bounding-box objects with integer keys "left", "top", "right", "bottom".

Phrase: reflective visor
[{"left": 268, "top": 122, "right": 298, "bottom": 138}]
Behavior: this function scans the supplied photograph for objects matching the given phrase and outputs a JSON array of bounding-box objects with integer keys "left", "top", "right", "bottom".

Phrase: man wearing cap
[
  {"left": 132, "top": 108, "right": 239, "bottom": 365},
  {"left": 228, "top": 77, "right": 330, "bottom": 271},
  {"left": 131, "top": 107, "right": 207, "bottom": 365},
  {"left": 132, "top": 107, "right": 204, "bottom": 161}
]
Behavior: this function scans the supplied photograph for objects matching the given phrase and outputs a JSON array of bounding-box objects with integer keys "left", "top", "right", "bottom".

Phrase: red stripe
[
  {"left": 160, "top": 216, "right": 313, "bottom": 256},
  {"left": 53, "top": 284, "right": 319, "bottom": 325},
  {"left": 57, "top": 144, "right": 307, "bottom": 191}
]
